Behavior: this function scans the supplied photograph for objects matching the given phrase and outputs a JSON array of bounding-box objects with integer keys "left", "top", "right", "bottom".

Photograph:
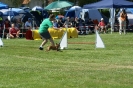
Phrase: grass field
[{"left": 0, "top": 32, "right": 133, "bottom": 88}]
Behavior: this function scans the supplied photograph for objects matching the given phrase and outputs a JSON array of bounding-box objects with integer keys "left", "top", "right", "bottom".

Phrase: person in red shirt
[
  {"left": 9, "top": 23, "right": 20, "bottom": 38},
  {"left": 98, "top": 18, "right": 107, "bottom": 33}
]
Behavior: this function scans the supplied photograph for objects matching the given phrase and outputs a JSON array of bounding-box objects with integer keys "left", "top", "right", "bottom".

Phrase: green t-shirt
[{"left": 39, "top": 18, "right": 53, "bottom": 33}]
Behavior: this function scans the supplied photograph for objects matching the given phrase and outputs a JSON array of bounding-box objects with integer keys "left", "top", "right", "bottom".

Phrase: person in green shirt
[{"left": 39, "top": 14, "right": 59, "bottom": 50}]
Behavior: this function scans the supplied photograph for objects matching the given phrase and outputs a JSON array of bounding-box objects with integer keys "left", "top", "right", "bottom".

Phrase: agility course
[{"left": 1, "top": 32, "right": 133, "bottom": 88}]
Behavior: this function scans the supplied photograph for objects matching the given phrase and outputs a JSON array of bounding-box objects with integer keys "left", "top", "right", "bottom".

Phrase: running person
[{"left": 38, "top": 14, "right": 60, "bottom": 50}]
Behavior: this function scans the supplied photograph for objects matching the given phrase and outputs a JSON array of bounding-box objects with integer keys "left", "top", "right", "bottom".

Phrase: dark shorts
[{"left": 39, "top": 31, "right": 51, "bottom": 39}]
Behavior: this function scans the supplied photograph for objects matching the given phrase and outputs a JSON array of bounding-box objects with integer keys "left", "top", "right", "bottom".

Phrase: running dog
[{"left": 47, "top": 43, "right": 60, "bottom": 51}]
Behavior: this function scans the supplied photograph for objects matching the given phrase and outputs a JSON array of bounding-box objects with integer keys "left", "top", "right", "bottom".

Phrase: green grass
[{"left": 0, "top": 32, "right": 133, "bottom": 88}]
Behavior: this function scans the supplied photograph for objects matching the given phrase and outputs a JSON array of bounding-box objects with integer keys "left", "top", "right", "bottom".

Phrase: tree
[
  {"left": 10, "top": 0, "right": 23, "bottom": 7},
  {"left": 128, "top": 0, "right": 133, "bottom": 2},
  {"left": 69, "top": 0, "right": 99, "bottom": 6}
]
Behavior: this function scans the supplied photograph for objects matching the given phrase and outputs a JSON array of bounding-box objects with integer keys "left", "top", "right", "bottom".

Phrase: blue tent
[
  {"left": 83, "top": 0, "right": 133, "bottom": 33},
  {"left": 0, "top": 2, "right": 8, "bottom": 9},
  {"left": 65, "top": 6, "right": 82, "bottom": 18},
  {"left": 3, "top": 11, "right": 19, "bottom": 16},
  {"left": 11, "top": 8, "right": 26, "bottom": 14},
  {"left": 83, "top": 0, "right": 133, "bottom": 9}
]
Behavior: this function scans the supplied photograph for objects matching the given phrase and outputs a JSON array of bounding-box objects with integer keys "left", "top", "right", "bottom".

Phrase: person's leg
[
  {"left": 39, "top": 31, "right": 51, "bottom": 50},
  {"left": 119, "top": 21, "right": 123, "bottom": 35},
  {"left": 49, "top": 38, "right": 55, "bottom": 46},
  {"left": 123, "top": 21, "right": 126, "bottom": 34},
  {"left": 16, "top": 30, "right": 20, "bottom": 38},
  {"left": 100, "top": 26, "right": 104, "bottom": 33},
  {"left": 103, "top": 26, "right": 106, "bottom": 33},
  {"left": 9, "top": 34, "right": 14, "bottom": 38},
  {"left": 40, "top": 38, "right": 48, "bottom": 48},
  {"left": 105, "top": 25, "right": 108, "bottom": 33}
]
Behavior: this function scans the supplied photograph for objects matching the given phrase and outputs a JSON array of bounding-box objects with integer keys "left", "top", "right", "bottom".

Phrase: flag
[
  {"left": 60, "top": 31, "right": 67, "bottom": 49},
  {"left": 95, "top": 30, "right": 105, "bottom": 48}
]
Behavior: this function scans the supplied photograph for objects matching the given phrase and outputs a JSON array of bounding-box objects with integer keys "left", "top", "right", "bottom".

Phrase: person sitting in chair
[
  {"left": 64, "top": 17, "right": 72, "bottom": 28},
  {"left": 9, "top": 23, "right": 20, "bottom": 38},
  {"left": 98, "top": 18, "right": 107, "bottom": 33},
  {"left": 25, "top": 18, "right": 32, "bottom": 30}
]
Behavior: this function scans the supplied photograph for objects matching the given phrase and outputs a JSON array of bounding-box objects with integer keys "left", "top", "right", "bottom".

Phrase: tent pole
[{"left": 110, "top": 8, "right": 115, "bottom": 34}]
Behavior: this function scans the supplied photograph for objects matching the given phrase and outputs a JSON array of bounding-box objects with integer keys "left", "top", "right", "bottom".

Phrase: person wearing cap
[
  {"left": 38, "top": 14, "right": 61, "bottom": 50},
  {"left": 119, "top": 9, "right": 127, "bottom": 35},
  {"left": 25, "top": 18, "right": 32, "bottom": 29},
  {"left": 98, "top": 18, "right": 107, "bottom": 33}
]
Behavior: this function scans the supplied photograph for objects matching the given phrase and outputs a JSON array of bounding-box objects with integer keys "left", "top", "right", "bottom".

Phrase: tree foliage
[
  {"left": 68, "top": 0, "right": 99, "bottom": 6},
  {"left": 10, "top": 0, "right": 23, "bottom": 7},
  {"left": 9, "top": 0, "right": 101, "bottom": 7},
  {"left": 9, "top": 0, "right": 133, "bottom": 8}
]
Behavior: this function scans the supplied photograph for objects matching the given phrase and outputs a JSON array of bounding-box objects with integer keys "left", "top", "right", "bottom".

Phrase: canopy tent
[
  {"left": 125, "top": 8, "right": 133, "bottom": 25},
  {"left": 12, "top": 8, "right": 26, "bottom": 14},
  {"left": 3, "top": 11, "right": 19, "bottom": 16},
  {"left": 83, "top": 0, "right": 133, "bottom": 33},
  {"left": 83, "top": 0, "right": 133, "bottom": 9},
  {"left": 30, "top": 11, "right": 43, "bottom": 26},
  {"left": 0, "top": 2, "right": 8, "bottom": 9},
  {"left": 80, "top": 9, "right": 108, "bottom": 23},
  {"left": 32, "top": 6, "right": 43, "bottom": 11},
  {"left": 44, "top": 1, "right": 74, "bottom": 10},
  {"left": 65, "top": 6, "right": 82, "bottom": 18}
]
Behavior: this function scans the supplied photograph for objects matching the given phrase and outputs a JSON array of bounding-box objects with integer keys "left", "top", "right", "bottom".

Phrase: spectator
[
  {"left": 52, "top": 19, "right": 58, "bottom": 28},
  {"left": 93, "top": 19, "right": 99, "bottom": 25},
  {"left": 70, "top": 17, "right": 75, "bottom": 27},
  {"left": 74, "top": 17, "right": 79, "bottom": 28},
  {"left": 16, "top": 18, "right": 23, "bottom": 29},
  {"left": 25, "top": 18, "right": 32, "bottom": 29},
  {"left": 87, "top": 18, "right": 95, "bottom": 32},
  {"left": 9, "top": 23, "right": 20, "bottom": 38},
  {"left": 57, "top": 18, "right": 64, "bottom": 28},
  {"left": 119, "top": 9, "right": 127, "bottom": 34},
  {"left": 64, "top": 17, "right": 72, "bottom": 28},
  {"left": 4, "top": 19, "right": 11, "bottom": 37},
  {"left": 84, "top": 18, "right": 89, "bottom": 25},
  {"left": 98, "top": 18, "right": 107, "bottom": 33},
  {"left": 88, "top": 19, "right": 94, "bottom": 25},
  {"left": 78, "top": 18, "right": 85, "bottom": 26}
]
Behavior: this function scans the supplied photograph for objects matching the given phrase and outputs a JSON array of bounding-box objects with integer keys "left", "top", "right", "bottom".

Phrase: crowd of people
[
  {"left": 52, "top": 16, "right": 109, "bottom": 34},
  {"left": 0, "top": 17, "right": 39, "bottom": 39},
  {"left": 0, "top": 12, "right": 115, "bottom": 39},
  {"left": 0, "top": 12, "right": 128, "bottom": 51},
  {"left": 0, "top": 15, "right": 110, "bottom": 39}
]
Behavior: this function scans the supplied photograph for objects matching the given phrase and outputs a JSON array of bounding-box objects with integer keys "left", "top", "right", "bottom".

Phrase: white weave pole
[{"left": 60, "top": 25, "right": 68, "bottom": 49}]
